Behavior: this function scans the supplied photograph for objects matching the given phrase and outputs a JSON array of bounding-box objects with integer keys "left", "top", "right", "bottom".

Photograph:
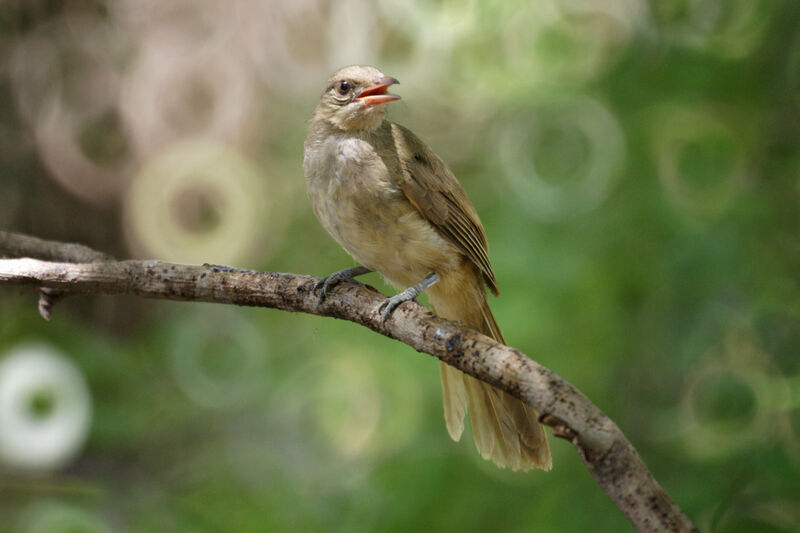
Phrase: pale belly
[
  {"left": 305, "top": 132, "right": 464, "bottom": 289},
  {"left": 310, "top": 181, "right": 462, "bottom": 289}
]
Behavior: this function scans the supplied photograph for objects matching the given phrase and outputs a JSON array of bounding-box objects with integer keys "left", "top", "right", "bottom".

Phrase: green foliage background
[{"left": 2, "top": 1, "right": 800, "bottom": 531}]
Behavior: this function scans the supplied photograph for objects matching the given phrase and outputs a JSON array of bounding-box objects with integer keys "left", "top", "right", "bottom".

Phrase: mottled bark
[{"left": 0, "top": 231, "right": 697, "bottom": 533}]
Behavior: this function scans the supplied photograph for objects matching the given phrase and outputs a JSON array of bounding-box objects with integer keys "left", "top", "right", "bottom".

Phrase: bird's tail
[{"left": 428, "top": 263, "right": 551, "bottom": 471}]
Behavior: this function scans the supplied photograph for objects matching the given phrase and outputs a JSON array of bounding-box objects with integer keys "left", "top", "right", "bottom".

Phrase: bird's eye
[{"left": 337, "top": 80, "right": 351, "bottom": 94}]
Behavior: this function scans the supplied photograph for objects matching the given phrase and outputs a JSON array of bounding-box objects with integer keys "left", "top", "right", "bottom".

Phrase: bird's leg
[
  {"left": 314, "top": 265, "right": 372, "bottom": 304},
  {"left": 377, "top": 272, "right": 439, "bottom": 322}
]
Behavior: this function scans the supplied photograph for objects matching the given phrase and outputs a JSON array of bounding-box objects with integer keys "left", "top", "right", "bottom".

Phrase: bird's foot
[
  {"left": 377, "top": 272, "right": 439, "bottom": 322},
  {"left": 314, "top": 265, "right": 372, "bottom": 304}
]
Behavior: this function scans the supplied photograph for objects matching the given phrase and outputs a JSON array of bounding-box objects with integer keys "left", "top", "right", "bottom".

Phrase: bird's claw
[
  {"left": 314, "top": 266, "right": 371, "bottom": 305},
  {"left": 376, "top": 272, "right": 439, "bottom": 323},
  {"left": 377, "top": 293, "right": 416, "bottom": 322},
  {"left": 315, "top": 274, "right": 345, "bottom": 305}
]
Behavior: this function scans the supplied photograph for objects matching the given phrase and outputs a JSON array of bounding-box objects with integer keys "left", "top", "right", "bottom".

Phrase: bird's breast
[{"left": 304, "top": 133, "right": 461, "bottom": 288}]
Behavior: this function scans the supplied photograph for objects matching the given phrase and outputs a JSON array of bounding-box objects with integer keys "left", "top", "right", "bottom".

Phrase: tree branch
[
  {"left": 0, "top": 231, "right": 697, "bottom": 533},
  {"left": 0, "top": 231, "right": 113, "bottom": 319}
]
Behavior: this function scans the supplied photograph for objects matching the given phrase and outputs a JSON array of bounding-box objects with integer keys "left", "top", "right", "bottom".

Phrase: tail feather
[
  {"left": 463, "top": 375, "right": 497, "bottom": 459},
  {"left": 482, "top": 385, "right": 523, "bottom": 470},
  {"left": 499, "top": 389, "right": 552, "bottom": 469},
  {"left": 440, "top": 361, "right": 467, "bottom": 441},
  {"left": 429, "top": 264, "right": 551, "bottom": 472}
]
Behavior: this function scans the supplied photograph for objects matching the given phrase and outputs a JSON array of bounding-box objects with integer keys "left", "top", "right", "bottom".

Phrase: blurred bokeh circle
[
  {"left": 680, "top": 328, "right": 790, "bottom": 460},
  {"left": 279, "top": 348, "right": 424, "bottom": 460},
  {"left": 497, "top": 94, "right": 625, "bottom": 221},
  {"left": 224, "top": 358, "right": 378, "bottom": 497},
  {"left": 375, "top": 0, "right": 478, "bottom": 90},
  {"left": 653, "top": 0, "right": 771, "bottom": 58},
  {"left": 9, "top": 14, "right": 130, "bottom": 127},
  {"left": 651, "top": 104, "right": 747, "bottom": 222},
  {"left": 10, "top": 14, "right": 135, "bottom": 205},
  {"left": 0, "top": 343, "right": 92, "bottom": 472},
  {"left": 496, "top": 0, "right": 645, "bottom": 90},
  {"left": 123, "top": 140, "right": 275, "bottom": 265},
  {"left": 119, "top": 25, "right": 257, "bottom": 157},
  {"left": 231, "top": 0, "right": 383, "bottom": 99},
  {"left": 169, "top": 309, "right": 269, "bottom": 411},
  {"left": 224, "top": 344, "right": 424, "bottom": 498}
]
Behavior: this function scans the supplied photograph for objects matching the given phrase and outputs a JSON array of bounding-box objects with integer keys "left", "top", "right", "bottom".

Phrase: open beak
[{"left": 356, "top": 76, "right": 401, "bottom": 107}]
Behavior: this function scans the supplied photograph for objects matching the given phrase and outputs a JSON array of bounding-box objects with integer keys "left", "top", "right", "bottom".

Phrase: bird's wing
[{"left": 389, "top": 122, "right": 498, "bottom": 295}]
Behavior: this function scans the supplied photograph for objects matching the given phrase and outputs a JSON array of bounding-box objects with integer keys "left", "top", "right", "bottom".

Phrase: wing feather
[{"left": 389, "top": 122, "right": 499, "bottom": 295}]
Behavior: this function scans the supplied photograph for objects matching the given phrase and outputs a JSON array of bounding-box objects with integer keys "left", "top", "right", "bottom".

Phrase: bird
[{"left": 303, "top": 65, "right": 551, "bottom": 471}]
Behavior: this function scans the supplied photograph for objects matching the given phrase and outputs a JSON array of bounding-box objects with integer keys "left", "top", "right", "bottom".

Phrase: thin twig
[{"left": 0, "top": 231, "right": 697, "bottom": 533}]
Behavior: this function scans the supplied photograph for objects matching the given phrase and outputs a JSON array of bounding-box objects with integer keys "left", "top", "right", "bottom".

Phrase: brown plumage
[{"left": 304, "top": 65, "right": 551, "bottom": 471}]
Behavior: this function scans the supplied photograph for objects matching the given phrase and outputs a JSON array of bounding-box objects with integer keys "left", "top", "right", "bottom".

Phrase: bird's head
[{"left": 313, "top": 65, "right": 400, "bottom": 132}]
